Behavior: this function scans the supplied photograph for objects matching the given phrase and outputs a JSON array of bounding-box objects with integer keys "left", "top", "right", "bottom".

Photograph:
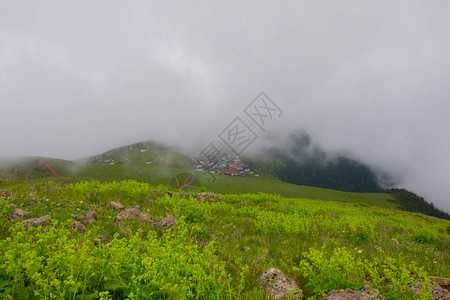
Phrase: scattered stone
[
  {"left": 8, "top": 203, "right": 18, "bottom": 208},
  {"left": 164, "top": 191, "right": 173, "bottom": 197},
  {"left": 29, "top": 200, "right": 37, "bottom": 207},
  {"left": 105, "top": 201, "right": 124, "bottom": 209},
  {"left": 139, "top": 211, "right": 153, "bottom": 223},
  {"left": 259, "top": 268, "right": 303, "bottom": 299},
  {"left": 196, "top": 192, "right": 223, "bottom": 202},
  {"left": 23, "top": 215, "right": 52, "bottom": 228},
  {"left": 153, "top": 215, "right": 177, "bottom": 229},
  {"left": 429, "top": 277, "right": 450, "bottom": 291},
  {"left": 432, "top": 285, "right": 450, "bottom": 299},
  {"left": 8, "top": 208, "right": 32, "bottom": 220},
  {"left": 1, "top": 189, "right": 10, "bottom": 197},
  {"left": 72, "top": 220, "right": 85, "bottom": 230},
  {"left": 83, "top": 210, "right": 99, "bottom": 225},
  {"left": 71, "top": 210, "right": 98, "bottom": 225},
  {"left": 324, "top": 285, "right": 386, "bottom": 300},
  {"left": 94, "top": 235, "right": 110, "bottom": 245},
  {"left": 115, "top": 206, "right": 141, "bottom": 221},
  {"left": 409, "top": 282, "right": 450, "bottom": 299},
  {"left": 115, "top": 206, "right": 153, "bottom": 223}
]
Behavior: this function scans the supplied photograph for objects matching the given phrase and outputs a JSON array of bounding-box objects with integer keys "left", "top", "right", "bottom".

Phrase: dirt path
[
  {"left": 158, "top": 150, "right": 165, "bottom": 166},
  {"left": 32, "top": 157, "right": 60, "bottom": 177},
  {"left": 178, "top": 172, "right": 195, "bottom": 189}
]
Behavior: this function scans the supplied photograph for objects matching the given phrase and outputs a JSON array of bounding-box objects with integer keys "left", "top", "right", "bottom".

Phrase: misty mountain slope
[
  {"left": 0, "top": 157, "right": 75, "bottom": 180},
  {"left": 247, "top": 132, "right": 450, "bottom": 219},
  {"left": 74, "top": 142, "right": 194, "bottom": 186},
  {"left": 0, "top": 142, "right": 400, "bottom": 210},
  {"left": 253, "top": 132, "right": 382, "bottom": 193},
  {"left": 3, "top": 140, "right": 449, "bottom": 219}
]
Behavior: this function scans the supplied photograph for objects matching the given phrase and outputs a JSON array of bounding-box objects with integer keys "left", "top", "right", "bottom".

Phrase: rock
[
  {"left": 409, "top": 282, "right": 450, "bottom": 299},
  {"left": 8, "top": 208, "right": 32, "bottom": 220},
  {"left": 1, "top": 189, "right": 10, "bottom": 197},
  {"left": 429, "top": 277, "right": 450, "bottom": 291},
  {"left": 115, "top": 206, "right": 153, "bottom": 223},
  {"left": 8, "top": 203, "right": 18, "bottom": 208},
  {"left": 139, "top": 211, "right": 153, "bottom": 223},
  {"left": 324, "top": 285, "right": 386, "bottom": 300},
  {"left": 23, "top": 215, "right": 52, "bottom": 228},
  {"left": 29, "top": 200, "right": 37, "bottom": 207},
  {"left": 83, "top": 210, "right": 98, "bottom": 225},
  {"left": 71, "top": 210, "right": 98, "bottom": 225},
  {"left": 72, "top": 220, "right": 85, "bottom": 230},
  {"left": 153, "top": 215, "right": 177, "bottom": 229},
  {"left": 94, "top": 235, "right": 110, "bottom": 245},
  {"left": 259, "top": 268, "right": 303, "bottom": 299},
  {"left": 432, "top": 285, "right": 450, "bottom": 299},
  {"left": 196, "top": 192, "right": 223, "bottom": 202},
  {"left": 105, "top": 201, "right": 124, "bottom": 209},
  {"left": 115, "top": 206, "right": 141, "bottom": 221}
]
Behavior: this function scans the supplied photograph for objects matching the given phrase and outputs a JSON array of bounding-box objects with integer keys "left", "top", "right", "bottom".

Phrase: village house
[
  {"left": 102, "top": 159, "right": 114, "bottom": 165},
  {"left": 192, "top": 155, "right": 254, "bottom": 177}
]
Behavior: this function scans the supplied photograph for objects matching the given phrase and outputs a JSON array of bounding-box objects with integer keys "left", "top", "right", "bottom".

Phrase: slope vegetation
[{"left": 0, "top": 179, "right": 448, "bottom": 299}]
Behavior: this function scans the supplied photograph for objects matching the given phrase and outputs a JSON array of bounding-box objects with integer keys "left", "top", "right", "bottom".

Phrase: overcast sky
[{"left": 1, "top": 1, "right": 449, "bottom": 211}]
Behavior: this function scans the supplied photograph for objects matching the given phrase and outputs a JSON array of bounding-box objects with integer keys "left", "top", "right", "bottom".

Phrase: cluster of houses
[{"left": 193, "top": 155, "right": 254, "bottom": 176}]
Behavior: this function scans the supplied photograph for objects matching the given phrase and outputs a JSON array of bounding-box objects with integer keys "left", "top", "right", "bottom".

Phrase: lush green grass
[
  {"left": 0, "top": 179, "right": 448, "bottom": 299},
  {"left": 190, "top": 172, "right": 399, "bottom": 209}
]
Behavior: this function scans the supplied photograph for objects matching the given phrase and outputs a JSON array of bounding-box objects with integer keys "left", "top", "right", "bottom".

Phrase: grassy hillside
[
  {"left": 5, "top": 142, "right": 448, "bottom": 216},
  {"left": 1, "top": 142, "right": 401, "bottom": 211},
  {"left": 0, "top": 179, "right": 448, "bottom": 299},
  {"left": 190, "top": 172, "right": 399, "bottom": 210},
  {"left": 72, "top": 142, "right": 193, "bottom": 187},
  {"left": 0, "top": 157, "right": 75, "bottom": 180}
]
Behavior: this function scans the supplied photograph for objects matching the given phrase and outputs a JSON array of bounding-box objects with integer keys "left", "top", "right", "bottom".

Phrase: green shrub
[
  {"left": 294, "top": 246, "right": 432, "bottom": 299},
  {"left": 0, "top": 220, "right": 234, "bottom": 299}
]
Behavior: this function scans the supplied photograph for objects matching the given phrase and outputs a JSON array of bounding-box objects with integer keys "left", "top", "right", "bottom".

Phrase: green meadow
[{"left": 0, "top": 179, "right": 448, "bottom": 299}]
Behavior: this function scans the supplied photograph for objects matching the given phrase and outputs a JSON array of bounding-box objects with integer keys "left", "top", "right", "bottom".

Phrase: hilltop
[
  {"left": 0, "top": 142, "right": 400, "bottom": 211},
  {"left": 1, "top": 141, "right": 448, "bottom": 220}
]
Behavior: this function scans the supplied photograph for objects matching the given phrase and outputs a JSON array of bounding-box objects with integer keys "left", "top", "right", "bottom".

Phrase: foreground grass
[{"left": 0, "top": 179, "right": 449, "bottom": 299}]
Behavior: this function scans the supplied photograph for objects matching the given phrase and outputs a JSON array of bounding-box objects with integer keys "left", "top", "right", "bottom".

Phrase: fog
[{"left": 1, "top": 1, "right": 449, "bottom": 211}]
